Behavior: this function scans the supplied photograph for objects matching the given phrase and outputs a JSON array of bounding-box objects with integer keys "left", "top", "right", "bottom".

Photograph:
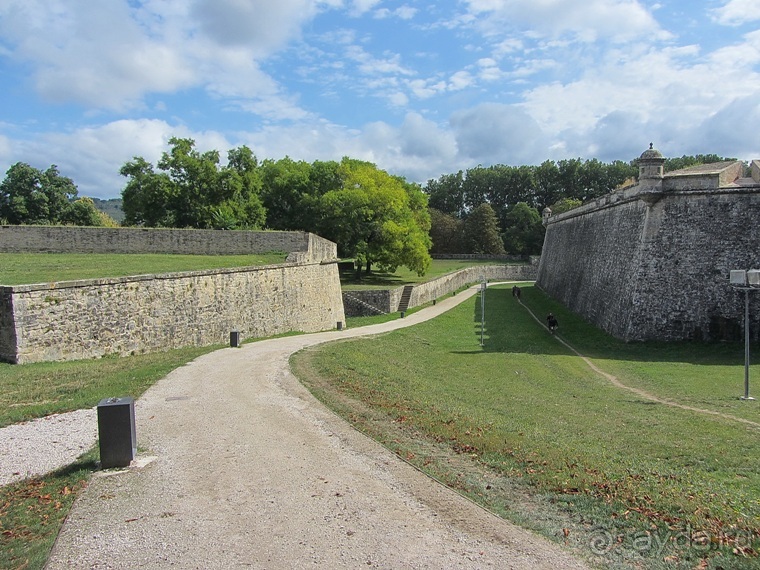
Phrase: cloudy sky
[{"left": 1, "top": 0, "right": 759, "bottom": 199}]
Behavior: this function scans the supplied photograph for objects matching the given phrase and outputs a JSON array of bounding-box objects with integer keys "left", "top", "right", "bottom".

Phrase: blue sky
[{"left": 1, "top": 0, "right": 759, "bottom": 199}]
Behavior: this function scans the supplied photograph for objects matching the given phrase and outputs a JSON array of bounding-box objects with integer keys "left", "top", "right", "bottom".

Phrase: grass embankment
[
  {"left": 0, "top": 252, "right": 288, "bottom": 285},
  {"left": 293, "top": 284, "right": 760, "bottom": 569},
  {"left": 0, "top": 345, "right": 217, "bottom": 569}
]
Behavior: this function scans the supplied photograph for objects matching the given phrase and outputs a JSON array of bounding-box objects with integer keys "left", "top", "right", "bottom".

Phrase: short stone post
[{"left": 97, "top": 397, "right": 137, "bottom": 469}]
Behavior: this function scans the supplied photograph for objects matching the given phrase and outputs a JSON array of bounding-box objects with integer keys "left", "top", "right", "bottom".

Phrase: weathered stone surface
[{"left": 537, "top": 157, "right": 760, "bottom": 342}]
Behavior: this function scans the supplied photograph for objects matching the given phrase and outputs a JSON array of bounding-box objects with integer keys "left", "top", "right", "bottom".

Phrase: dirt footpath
[{"left": 46, "top": 286, "right": 591, "bottom": 569}]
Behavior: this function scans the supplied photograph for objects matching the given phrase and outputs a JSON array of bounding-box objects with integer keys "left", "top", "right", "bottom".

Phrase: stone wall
[
  {"left": 0, "top": 227, "right": 344, "bottom": 363},
  {"left": 537, "top": 156, "right": 760, "bottom": 341},
  {"left": 342, "top": 289, "right": 403, "bottom": 317},
  {"left": 342, "top": 263, "right": 537, "bottom": 317},
  {"left": 408, "top": 264, "right": 537, "bottom": 309},
  {"left": 0, "top": 226, "right": 316, "bottom": 256}
]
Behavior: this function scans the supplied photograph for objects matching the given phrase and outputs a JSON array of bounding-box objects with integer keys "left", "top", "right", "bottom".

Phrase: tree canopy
[
  {"left": 313, "top": 158, "right": 431, "bottom": 276},
  {"left": 121, "top": 137, "right": 266, "bottom": 230},
  {"left": 463, "top": 203, "right": 505, "bottom": 255},
  {"left": 121, "top": 143, "right": 431, "bottom": 276},
  {"left": 0, "top": 162, "right": 108, "bottom": 226}
]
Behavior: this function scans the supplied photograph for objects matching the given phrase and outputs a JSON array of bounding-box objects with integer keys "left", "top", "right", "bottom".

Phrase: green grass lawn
[
  {"left": 0, "top": 252, "right": 289, "bottom": 286},
  {"left": 0, "top": 346, "right": 218, "bottom": 428},
  {"left": 293, "top": 284, "right": 760, "bottom": 569},
  {"left": 340, "top": 258, "right": 521, "bottom": 290}
]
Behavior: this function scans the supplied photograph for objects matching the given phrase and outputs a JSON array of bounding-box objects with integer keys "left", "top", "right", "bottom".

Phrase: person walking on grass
[{"left": 547, "top": 313, "right": 558, "bottom": 334}]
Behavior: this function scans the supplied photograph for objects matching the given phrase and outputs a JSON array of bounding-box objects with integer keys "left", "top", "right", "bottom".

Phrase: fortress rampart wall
[
  {"left": 0, "top": 227, "right": 344, "bottom": 363},
  {"left": 537, "top": 155, "right": 760, "bottom": 341}
]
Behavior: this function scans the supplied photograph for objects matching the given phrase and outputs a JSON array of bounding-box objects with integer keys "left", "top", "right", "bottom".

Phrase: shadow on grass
[
  {"left": 340, "top": 270, "right": 408, "bottom": 288},
  {"left": 469, "top": 284, "right": 747, "bottom": 366}
]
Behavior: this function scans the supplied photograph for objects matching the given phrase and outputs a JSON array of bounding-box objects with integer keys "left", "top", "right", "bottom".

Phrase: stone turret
[{"left": 637, "top": 143, "right": 666, "bottom": 180}]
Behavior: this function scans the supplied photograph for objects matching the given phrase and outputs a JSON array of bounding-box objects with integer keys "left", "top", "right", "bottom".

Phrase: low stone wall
[
  {"left": 431, "top": 254, "right": 533, "bottom": 262},
  {"left": 0, "top": 227, "right": 344, "bottom": 364},
  {"left": 342, "top": 263, "right": 537, "bottom": 317},
  {"left": 342, "top": 289, "right": 403, "bottom": 317},
  {"left": 408, "top": 264, "right": 536, "bottom": 309}
]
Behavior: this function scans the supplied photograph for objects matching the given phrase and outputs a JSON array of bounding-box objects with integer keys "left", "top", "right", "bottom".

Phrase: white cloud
[
  {"left": 192, "top": 0, "right": 323, "bottom": 51},
  {"left": 463, "top": 0, "right": 670, "bottom": 43},
  {"left": 374, "top": 6, "right": 418, "bottom": 20},
  {"left": 450, "top": 103, "right": 548, "bottom": 164},
  {"left": 0, "top": 0, "right": 338, "bottom": 114},
  {"left": 711, "top": 0, "right": 760, "bottom": 26},
  {"left": 520, "top": 33, "right": 760, "bottom": 145},
  {"left": 449, "top": 70, "right": 475, "bottom": 90},
  {"left": 408, "top": 78, "right": 447, "bottom": 99},
  {"left": 0, "top": 119, "right": 233, "bottom": 199},
  {"left": 686, "top": 95, "right": 760, "bottom": 160},
  {"left": 350, "top": 0, "right": 381, "bottom": 17},
  {"left": 0, "top": 0, "right": 196, "bottom": 110}
]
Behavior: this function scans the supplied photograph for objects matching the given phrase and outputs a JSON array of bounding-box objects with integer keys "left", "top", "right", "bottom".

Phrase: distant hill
[{"left": 90, "top": 197, "right": 124, "bottom": 223}]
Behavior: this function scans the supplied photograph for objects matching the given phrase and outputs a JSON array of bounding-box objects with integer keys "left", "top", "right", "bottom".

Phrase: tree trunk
[{"left": 366, "top": 259, "right": 372, "bottom": 274}]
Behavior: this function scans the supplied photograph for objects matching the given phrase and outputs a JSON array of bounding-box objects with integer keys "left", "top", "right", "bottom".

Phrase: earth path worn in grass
[
  {"left": 46, "top": 283, "right": 591, "bottom": 570},
  {"left": 520, "top": 299, "right": 760, "bottom": 431}
]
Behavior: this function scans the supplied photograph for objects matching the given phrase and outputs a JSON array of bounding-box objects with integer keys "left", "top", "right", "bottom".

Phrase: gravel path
[
  {"left": 16, "top": 284, "right": 590, "bottom": 569},
  {"left": 0, "top": 408, "right": 97, "bottom": 487}
]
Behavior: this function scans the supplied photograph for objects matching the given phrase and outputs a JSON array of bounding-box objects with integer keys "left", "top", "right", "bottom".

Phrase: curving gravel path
[{"left": 15, "top": 284, "right": 590, "bottom": 569}]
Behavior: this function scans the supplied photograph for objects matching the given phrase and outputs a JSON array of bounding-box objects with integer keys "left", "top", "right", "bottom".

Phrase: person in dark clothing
[{"left": 547, "top": 313, "right": 558, "bottom": 333}]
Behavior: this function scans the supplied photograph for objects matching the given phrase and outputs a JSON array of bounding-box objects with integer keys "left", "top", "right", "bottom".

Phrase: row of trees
[
  {"left": 2, "top": 142, "right": 736, "bottom": 266},
  {"left": 0, "top": 163, "right": 115, "bottom": 227},
  {"left": 422, "top": 154, "right": 734, "bottom": 255},
  {"left": 423, "top": 159, "right": 639, "bottom": 255},
  {"left": 121, "top": 138, "right": 432, "bottom": 276}
]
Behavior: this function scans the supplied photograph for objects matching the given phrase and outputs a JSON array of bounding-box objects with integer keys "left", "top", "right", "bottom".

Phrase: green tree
[
  {"left": 316, "top": 159, "right": 431, "bottom": 276},
  {"left": 502, "top": 202, "right": 545, "bottom": 255},
  {"left": 429, "top": 208, "right": 464, "bottom": 254},
  {"left": 120, "top": 157, "right": 174, "bottom": 227},
  {"left": 462, "top": 203, "right": 505, "bottom": 254},
  {"left": 548, "top": 197, "right": 582, "bottom": 215},
  {"left": 120, "top": 138, "right": 265, "bottom": 229},
  {"left": 63, "top": 197, "right": 107, "bottom": 226},
  {"left": 0, "top": 163, "right": 80, "bottom": 225},
  {"left": 425, "top": 171, "right": 465, "bottom": 218},
  {"left": 259, "top": 157, "right": 314, "bottom": 230},
  {"left": 664, "top": 154, "right": 733, "bottom": 172}
]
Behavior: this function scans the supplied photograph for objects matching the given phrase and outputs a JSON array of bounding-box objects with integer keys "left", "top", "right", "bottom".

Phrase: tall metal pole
[
  {"left": 744, "top": 289, "right": 754, "bottom": 400},
  {"left": 480, "top": 281, "right": 485, "bottom": 346}
]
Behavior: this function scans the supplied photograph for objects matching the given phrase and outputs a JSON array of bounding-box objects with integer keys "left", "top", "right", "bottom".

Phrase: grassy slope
[
  {"left": 0, "top": 252, "right": 288, "bottom": 286},
  {"left": 293, "top": 284, "right": 760, "bottom": 569}
]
